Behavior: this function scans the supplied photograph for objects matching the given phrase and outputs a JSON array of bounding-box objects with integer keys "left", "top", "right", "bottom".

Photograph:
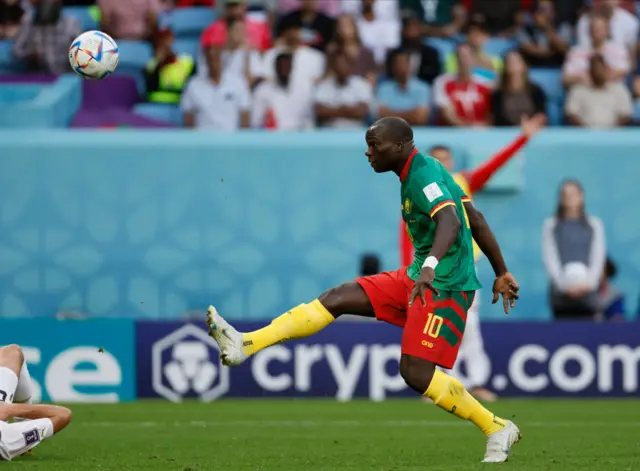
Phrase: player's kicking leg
[
  {"left": 207, "top": 282, "right": 375, "bottom": 366},
  {"left": 207, "top": 270, "right": 520, "bottom": 463}
]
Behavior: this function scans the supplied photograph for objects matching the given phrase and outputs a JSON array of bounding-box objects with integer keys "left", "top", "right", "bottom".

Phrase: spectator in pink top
[
  {"left": 201, "top": 0, "right": 271, "bottom": 52},
  {"left": 562, "top": 12, "right": 630, "bottom": 88},
  {"left": 98, "top": 0, "right": 162, "bottom": 41}
]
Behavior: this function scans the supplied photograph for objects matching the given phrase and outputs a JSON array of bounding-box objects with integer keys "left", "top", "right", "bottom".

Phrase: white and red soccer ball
[{"left": 69, "top": 30, "right": 119, "bottom": 80}]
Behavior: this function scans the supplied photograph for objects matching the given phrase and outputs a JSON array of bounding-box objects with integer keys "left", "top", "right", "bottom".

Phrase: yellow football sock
[
  {"left": 424, "top": 370, "right": 505, "bottom": 436},
  {"left": 242, "top": 300, "right": 334, "bottom": 357}
]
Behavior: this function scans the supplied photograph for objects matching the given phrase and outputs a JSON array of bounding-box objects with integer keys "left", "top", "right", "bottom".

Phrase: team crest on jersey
[{"left": 403, "top": 198, "right": 412, "bottom": 214}]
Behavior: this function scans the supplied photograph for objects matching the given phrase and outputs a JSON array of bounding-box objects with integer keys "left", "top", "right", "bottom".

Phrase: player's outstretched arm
[
  {"left": 463, "top": 200, "right": 519, "bottom": 313},
  {"left": 409, "top": 206, "right": 461, "bottom": 306},
  {"left": 0, "top": 403, "right": 72, "bottom": 434}
]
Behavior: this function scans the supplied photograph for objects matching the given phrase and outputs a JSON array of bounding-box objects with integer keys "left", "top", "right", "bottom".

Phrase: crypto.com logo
[{"left": 152, "top": 324, "right": 229, "bottom": 403}]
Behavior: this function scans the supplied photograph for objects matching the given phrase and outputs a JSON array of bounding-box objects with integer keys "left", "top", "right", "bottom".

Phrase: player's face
[
  {"left": 431, "top": 148, "right": 454, "bottom": 171},
  {"left": 365, "top": 127, "right": 398, "bottom": 173}
]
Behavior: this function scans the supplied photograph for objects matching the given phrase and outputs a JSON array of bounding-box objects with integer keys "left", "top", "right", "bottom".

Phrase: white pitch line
[{"left": 81, "top": 420, "right": 640, "bottom": 428}]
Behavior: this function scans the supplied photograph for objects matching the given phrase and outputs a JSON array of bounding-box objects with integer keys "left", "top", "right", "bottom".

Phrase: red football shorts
[{"left": 355, "top": 268, "right": 475, "bottom": 369}]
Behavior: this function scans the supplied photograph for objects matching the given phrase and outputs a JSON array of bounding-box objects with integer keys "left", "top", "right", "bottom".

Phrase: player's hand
[
  {"left": 492, "top": 272, "right": 520, "bottom": 314},
  {"left": 521, "top": 113, "right": 545, "bottom": 138},
  {"left": 409, "top": 267, "right": 439, "bottom": 307}
]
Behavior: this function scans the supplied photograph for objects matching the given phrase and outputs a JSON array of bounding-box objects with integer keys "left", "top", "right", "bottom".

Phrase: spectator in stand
[
  {"left": 220, "top": 19, "right": 264, "bottom": 87},
  {"left": 434, "top": 43, "right": 493, "bottom": 127},
  {"left": 542, "top": 179, "right": 606, "bottom": 320},
  {"left": 98, "top": 0, "right": 162, "bottom": 41},
  {"left": 181, "top": 46, "right": 250, "bottom": 130},
  {"left": 252, "top": 51, "right": 314, "bottom": 130},
  {"left": 354, "top": 0, "right": 400, "bottom": 65},
  {"left": 0, "top": 0, "right": 24, "bottom": 39},
  {"left": 325, "top": 14, "right": 377, "bottom": 85},
  {"left": 492, "top": 50, "right": 547, "bottom": 126},
  {"left": 175, "top": 0, "right": 214, "bottom": 5},
  {"left": 634, "top": 74, "right": 640, "bottom": 114},
  {"left": 201, "top": 0, "right": 271, "bottom": 52},
  {"left": 555, "top": 0, "right": 587, "bottom": 29},
  {"left": 276, "top": 0, "right": 335, "bottom": 52},
  {"left": 562, "top": 13, "right": 630, "bottom": 87},
  {"left": 386, "top": 13, "right": 441, "bottom": 85},
  {"left": 263, "top": 16, "right": 325, "bottom": 89},
  {"left": 13, "top": 0, "right": 80, "bottom": 74},
  {"left": 399, "top": 0, "right": 467, "bottom": 39},
  {"left": 468, "top": 0, "right": 521, "bottom": 36},
  {"left": 277, "top": 0, "right": 340, "bottom": 17},
  {"left": 376, "top": 49, "right": 430, "bottom": 126},
  {"left": 517, "top": 0, "right": 571, "bottom": 68},
  {"left": 144, "top": 28, "right": 196, "bottom": 104},
  {"left": 565, "top": 54, "right": 632, "bottom": 128},
  {"left": 342, "top": 0, "right": 398, "bottom": 21},
  {"left": 576, "top": 0, "right": 638, "bottom": 52},
  {"left": 444, "top": 19, "right": 501, "bottom": 79},
  {"left": 599, "top": 257, "right": 625, "bottom": 321},
  {"left": 314, "top": 50, "right": 373, "bottom": 128}
]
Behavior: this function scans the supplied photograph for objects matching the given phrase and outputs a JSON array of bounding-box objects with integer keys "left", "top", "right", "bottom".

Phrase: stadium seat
[
  {"left": 530, "top": 68, "right": 563, "bottom": 100},
  {"left": 133, "top": 103, "right": 183, "bottom": 126},
  {"left": 0, "top": 40, "right": 14, "bottom": 72},
  {"left": 173, "top": 38, "right": 200, "bottom": 58},
  {"left": 530, "top": 69, "right": 564, "bottom": 126},
  {"left": 114, "top": 41, "right": 153, "bottom": 94},
  {"left": 167, "top": 7, "right": 216, "bottom": 38},
  {"left": 484, "top": 37, "right": 516, "bottom": 57},
  {"left": 63, "top": 6, "right": 98, "bottom": 32},
  {"left": 424, "top": 38, "right": 456, "bottom": 65}
]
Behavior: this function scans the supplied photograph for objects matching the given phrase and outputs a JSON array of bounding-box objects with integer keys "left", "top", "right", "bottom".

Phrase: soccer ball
[{"left": 68, "top": 31, "right": 119, "bottom": 80}]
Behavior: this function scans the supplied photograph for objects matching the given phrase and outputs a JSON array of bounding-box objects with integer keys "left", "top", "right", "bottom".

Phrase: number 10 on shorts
[{"left": 423, "top": 313, "right": 443, "bottom": 338}]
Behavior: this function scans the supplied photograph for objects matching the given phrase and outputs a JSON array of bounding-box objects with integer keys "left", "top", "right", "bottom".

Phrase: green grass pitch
[{"left": 7, "top": 399, "right": 639, "bottom": 470}]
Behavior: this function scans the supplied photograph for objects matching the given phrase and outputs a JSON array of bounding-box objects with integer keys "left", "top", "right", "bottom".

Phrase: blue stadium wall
[{"left": 0, "top": 129, "right": 638, "bottom": 321}]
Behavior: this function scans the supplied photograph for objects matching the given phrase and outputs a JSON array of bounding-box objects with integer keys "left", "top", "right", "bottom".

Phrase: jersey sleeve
[
  {"left": 0, "top": 418, "right": 54, "bottom": 461},
  {"left": 412, "top": 172, "right": 456, "bottom": 219}
]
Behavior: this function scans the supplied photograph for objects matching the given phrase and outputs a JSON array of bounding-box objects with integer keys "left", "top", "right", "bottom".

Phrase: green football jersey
[{"left": 401, "top": 151, "right": 481, "bottom": 291}]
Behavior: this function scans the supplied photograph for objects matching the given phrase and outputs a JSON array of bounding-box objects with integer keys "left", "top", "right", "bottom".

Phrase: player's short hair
[
  {"left": 373, "top": 117, "right": 413, "bottom": 143},
  {"left": 428, "top": 145, "right": 451, "bottom": 154}
]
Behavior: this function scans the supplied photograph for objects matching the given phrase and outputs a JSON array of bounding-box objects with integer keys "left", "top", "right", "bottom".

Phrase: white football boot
[
  {"left": 482, "top": 420, "right": 521, "bottom": 463},
  {"left": 206, "top": 306, "right": 247, "bottom": 366}
]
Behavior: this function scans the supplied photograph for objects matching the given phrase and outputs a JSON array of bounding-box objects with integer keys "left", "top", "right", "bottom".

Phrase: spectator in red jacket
[{"left": 201, "top": 0, "right": 271, "bottom": 51}]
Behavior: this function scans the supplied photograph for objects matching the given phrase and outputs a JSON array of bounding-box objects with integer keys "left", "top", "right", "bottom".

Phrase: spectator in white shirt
[
  {"left": 314, "top": 50, "right": 373, "bottom": 128},
  {"left": 576, "top": 0, "right": 639, "bottom": 51},
  {"left": 341, "top": 0, "right": 398, "bottom": 21},
  {"left": 565, "top": 54, "right": 633, "bottom": 129},
  {"left": 355, "top": 0, "right": 400, "bottom": 65},
  {"left": 252, "top": 51, "right": 315, "bottom": 130},
  {"left": 181, "top": 46, "right": 251, "bottom": 130},
  {"left": 563, "top": 13, "right": 630, "bottom": 88},
  {"left": 263, "top": 15, "right": 325, "bottom": 90},
  {"left": 198, "top": 18, "right": 265, "bottom": 87}
]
